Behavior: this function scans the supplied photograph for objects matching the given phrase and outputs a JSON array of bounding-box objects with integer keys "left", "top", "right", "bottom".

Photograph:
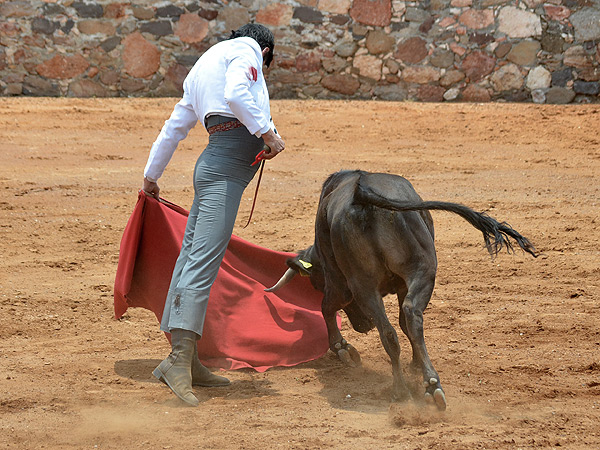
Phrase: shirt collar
[{"left": 233, "top": 37, "right": 263, "bottom": 65}]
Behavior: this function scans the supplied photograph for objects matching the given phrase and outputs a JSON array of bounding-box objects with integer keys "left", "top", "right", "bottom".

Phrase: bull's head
[{"left": 265, "top": 245, "right": 325, "bottom": 293}]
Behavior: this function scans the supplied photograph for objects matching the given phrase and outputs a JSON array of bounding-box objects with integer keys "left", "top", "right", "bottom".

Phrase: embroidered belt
[{"left": 206, "top": 119, "right": 244, "bottom": 135}]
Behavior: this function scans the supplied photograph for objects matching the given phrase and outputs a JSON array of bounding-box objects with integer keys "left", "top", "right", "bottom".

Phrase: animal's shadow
[{"left": 293, "top": 352, "right": 425, "bottom": 411}]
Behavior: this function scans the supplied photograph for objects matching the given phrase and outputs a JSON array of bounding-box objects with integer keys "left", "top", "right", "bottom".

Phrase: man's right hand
[
  {"left": 143, "top": 177, "right": 160, "bottom": 199},
  {"left": 261, "top": 129, "right": 285, "bottom": 160}
]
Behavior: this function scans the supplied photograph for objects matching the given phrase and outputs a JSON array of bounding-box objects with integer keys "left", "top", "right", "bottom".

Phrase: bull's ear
[{"left": 286, "top": 257, "right": 312, "bottom": 276}]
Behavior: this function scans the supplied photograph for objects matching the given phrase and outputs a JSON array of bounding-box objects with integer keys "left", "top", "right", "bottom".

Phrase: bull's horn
[{"left": 264, "top": 268, "right": 297, "bottom": 292}]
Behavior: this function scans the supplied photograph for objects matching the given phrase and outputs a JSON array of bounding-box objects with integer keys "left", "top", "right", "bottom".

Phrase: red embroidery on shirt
[{"left": 249, "top": 66, "right": 258, "bottom": 82}]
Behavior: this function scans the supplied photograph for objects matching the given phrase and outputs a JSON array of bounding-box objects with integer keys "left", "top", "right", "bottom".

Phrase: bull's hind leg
[
  {"left": 396, "top": 282, "right": 423, "bottom": 373},
  {"left": 401, "top": 271, "right": 446, "bottom": 410}
]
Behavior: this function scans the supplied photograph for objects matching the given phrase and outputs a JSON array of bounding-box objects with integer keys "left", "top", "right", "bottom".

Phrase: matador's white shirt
[{"left": 144, "top": 37, "right": 274, "bottom": 182}]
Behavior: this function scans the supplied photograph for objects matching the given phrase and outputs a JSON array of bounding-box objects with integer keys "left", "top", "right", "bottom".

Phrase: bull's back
[
  {"left": 321, "top": 170, "right": 431, "bottom": 227},
  {"left": 317, "top": 171, "right": 436, "bottom": 285}
]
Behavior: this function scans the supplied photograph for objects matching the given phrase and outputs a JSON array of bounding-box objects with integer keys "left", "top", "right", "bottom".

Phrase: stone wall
[{"left": 1, "top": 0, "right": 599, "bottom": 103}]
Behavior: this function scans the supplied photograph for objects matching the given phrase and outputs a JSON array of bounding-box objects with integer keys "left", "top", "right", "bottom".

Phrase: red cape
[{"left": 114, "top": 191, "right": 335, "bottom": 372}]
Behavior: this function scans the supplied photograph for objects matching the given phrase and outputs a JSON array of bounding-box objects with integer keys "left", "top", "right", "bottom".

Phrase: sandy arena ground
[{"left": 0, "top": 98, "right": 599, "bottom": 449}]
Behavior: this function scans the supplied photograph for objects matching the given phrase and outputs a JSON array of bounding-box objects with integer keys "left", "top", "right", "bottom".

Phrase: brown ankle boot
[
  {"left": 192, "top": 353, "right": 231, "bottom": 387},
  {"left": 153, "top": 330, "right": 199, "bottom": 406}
]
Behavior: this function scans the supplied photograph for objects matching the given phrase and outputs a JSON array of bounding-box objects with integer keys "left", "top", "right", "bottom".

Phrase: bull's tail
[{"left": 355, "top": 182, "right": 539, "bottom": 258}]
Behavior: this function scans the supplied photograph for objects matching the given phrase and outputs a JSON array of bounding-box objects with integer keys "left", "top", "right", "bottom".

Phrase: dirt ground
[{"left": 1, "top": 97, "right": 599, "bottom": 449}]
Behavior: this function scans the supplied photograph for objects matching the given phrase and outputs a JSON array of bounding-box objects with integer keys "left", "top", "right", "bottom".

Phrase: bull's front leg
[
  {"left": 352, "top": 289, "right": 412, "bottom": 403},
  {"left": 322, "top": 292, "right": 361, "bottom": 367}
]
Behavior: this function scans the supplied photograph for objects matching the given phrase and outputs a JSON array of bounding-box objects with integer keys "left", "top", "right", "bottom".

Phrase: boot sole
[
  {"left": 152, "top": 367, "right": 199, "bottom": 407},
  {"left": 192, "top": 380, "right": 231, "bottom": 387}
]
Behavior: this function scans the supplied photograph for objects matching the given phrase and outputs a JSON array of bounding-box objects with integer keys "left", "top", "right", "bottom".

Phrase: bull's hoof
[
  {"left": 334, "top": 341, "right": 361, "bottom": 367},
  {"left": 423, "top": 378, "right": 446, "bottom": 411},
  {"left": 433, "top": 388, "right": 446, "bottom": 410}
]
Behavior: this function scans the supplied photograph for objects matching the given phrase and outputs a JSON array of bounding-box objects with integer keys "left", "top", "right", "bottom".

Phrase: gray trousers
[{"left": 160, "top": 115, "right": 263, "bottom": 336}]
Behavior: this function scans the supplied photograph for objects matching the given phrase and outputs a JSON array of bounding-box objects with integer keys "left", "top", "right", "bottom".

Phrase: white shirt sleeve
[
  {"left": 270, "top": 117, "right": 280, "bottom": 137},
  {"left": 223, "top": 54, "right": 269, "bottom": 137},
  {"left": 143, "top": 95, "right": 198, "bottom": 182}
]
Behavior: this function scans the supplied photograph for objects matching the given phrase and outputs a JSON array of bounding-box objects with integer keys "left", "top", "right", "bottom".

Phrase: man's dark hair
[{"left": 229, "top": 23, "right": 275, "bottom": 68}]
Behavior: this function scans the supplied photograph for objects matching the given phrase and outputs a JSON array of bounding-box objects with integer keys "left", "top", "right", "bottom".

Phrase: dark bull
[{"left": 266, "top": 170, "right": 538, "bottom": 410}]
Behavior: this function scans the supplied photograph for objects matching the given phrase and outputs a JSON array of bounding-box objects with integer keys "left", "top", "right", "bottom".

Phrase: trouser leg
[
  {"left": 160, "top": 178, "right": 247, "bottom": 336},
  {"left": 159, "top": 195, "right": 203, "bottom": 334}
]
